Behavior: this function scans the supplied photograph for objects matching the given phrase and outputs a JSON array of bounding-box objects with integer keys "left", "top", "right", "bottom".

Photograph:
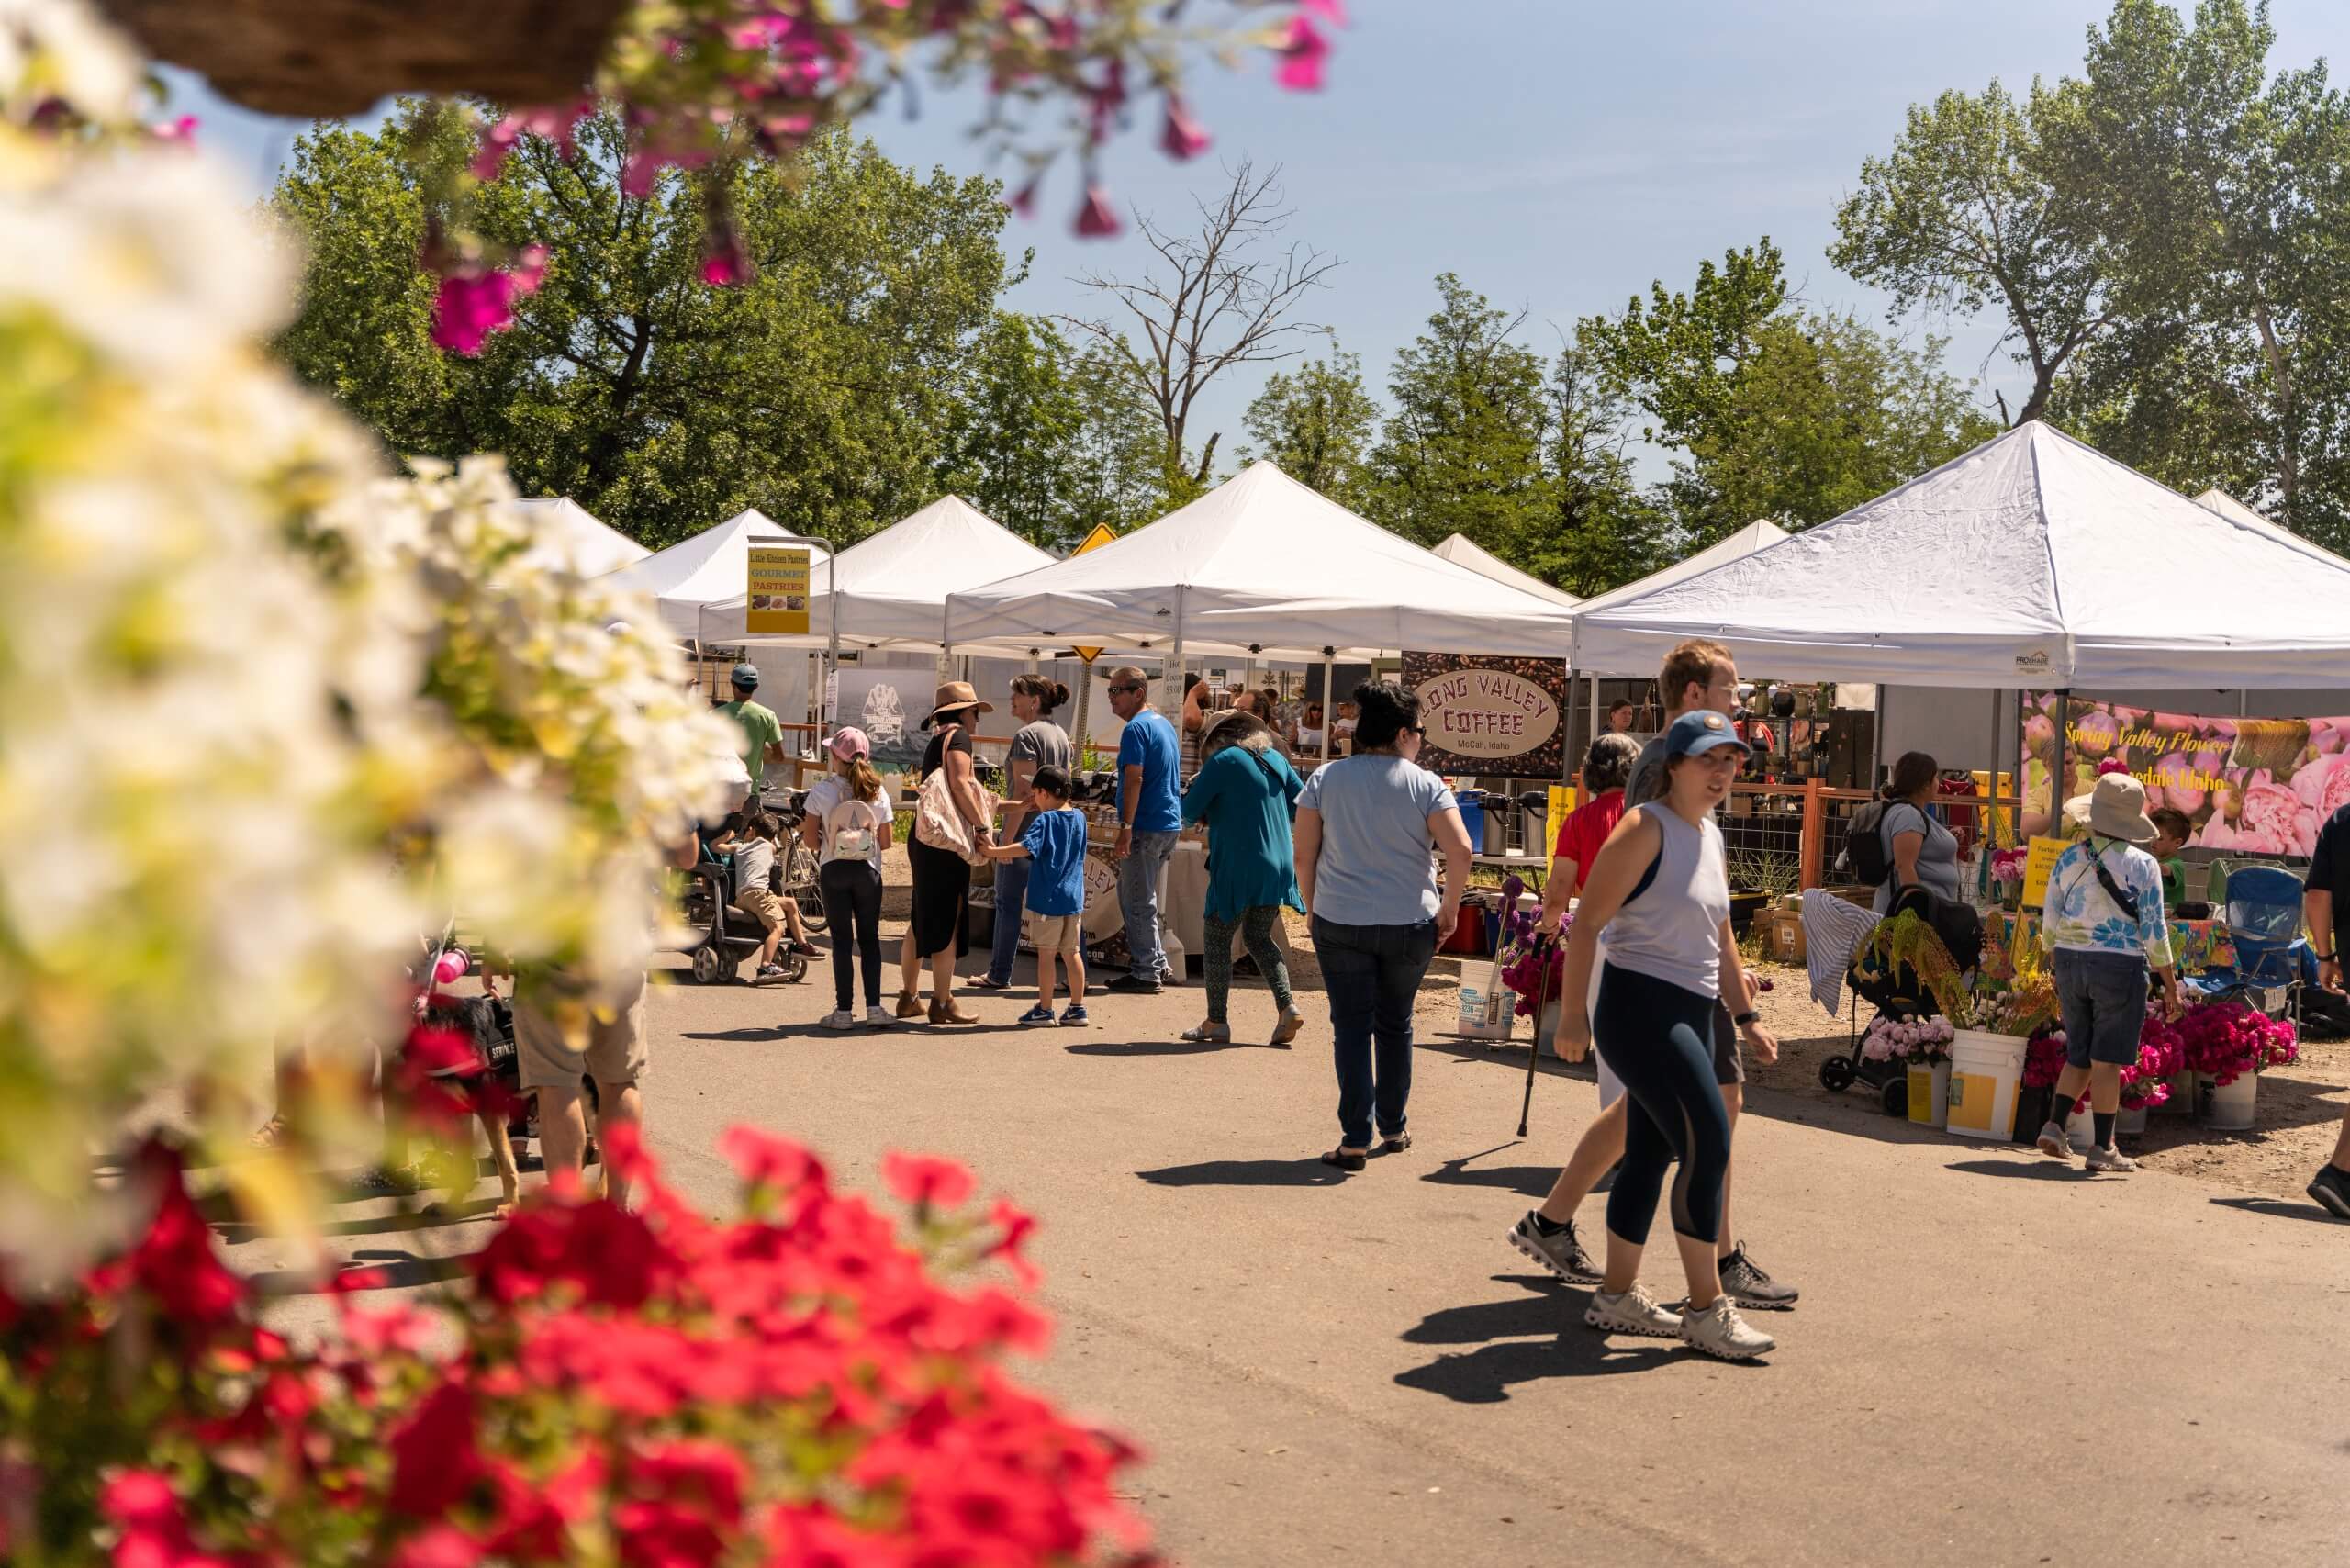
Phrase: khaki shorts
[
  {"left": 1025, "top": 912, "right": 1081, "bottom": 955},
  {"left": 738, "top": 885, "right": 787, "bottom": 931},
  {"left": 515, "top": 972, "right": 648, "bottom": 1092}
]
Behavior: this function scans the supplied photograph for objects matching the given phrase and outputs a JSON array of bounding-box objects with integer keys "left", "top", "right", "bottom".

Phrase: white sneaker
[
  {"left": 864, "top": 1005, "right": 896, "bottom": 1028},
  {"left": 1583, "top": 1284, "right": 1682, "bottom": 1338},
  {"left": 1679, "top": 1294, "right": 1774, "bottom": 1361},
  {"left": 2084, "top": 1143, "right": 2138, "bottom": 1173},
  {"left": 821, "top": 1010, "right": 856, "bottom": 1030},
  {"left": 2035, "top": 1121, "right": 2073, "bottom": 1159}
]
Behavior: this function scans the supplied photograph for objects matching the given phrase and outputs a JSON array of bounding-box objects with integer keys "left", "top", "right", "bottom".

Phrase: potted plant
[
  {"left": 2177, "top": 999, "right": 2300, "bottom": 1130},
  {"left": 2117, "top": 1014, "right": 2188, "bottom": 1136},
  {"left": 1861, "top": 1014, "right": 1957, "bottom": 1125}
]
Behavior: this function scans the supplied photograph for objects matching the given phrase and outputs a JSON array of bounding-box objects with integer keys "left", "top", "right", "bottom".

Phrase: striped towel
[{"left": 1802, "top": 890, "right": 1882, "bottom": 1017}]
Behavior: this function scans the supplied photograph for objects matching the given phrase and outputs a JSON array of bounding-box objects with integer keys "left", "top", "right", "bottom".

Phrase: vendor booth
[
  {"left": 504, "top": 496, "right": 649, "bottom": 577},
  {"left": 1432, "top": 532, "right": 1583, "bottom": 608},
  {"left": 1567, "top": 420, "right": 2350, "bottom": 1143},
  {"left": 600, "top": 507, "right": 834, "bottom": 644}
]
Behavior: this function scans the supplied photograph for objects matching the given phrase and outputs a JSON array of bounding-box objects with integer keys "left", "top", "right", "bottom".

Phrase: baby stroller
[
  {"left": 678, "top": 823, "right": 811, "bottom": 987},
  {"left": 1818, "top": 887, "right": 1977, "bottom": 1115}
]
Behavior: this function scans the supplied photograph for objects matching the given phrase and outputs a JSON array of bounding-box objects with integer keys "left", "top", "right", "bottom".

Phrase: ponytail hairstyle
[
  {"left": 844, "top": 754, "right": 883, "bottom": 804},
  {"left": 1011, "top": 673, "right": 1069, "bottom": 716}
]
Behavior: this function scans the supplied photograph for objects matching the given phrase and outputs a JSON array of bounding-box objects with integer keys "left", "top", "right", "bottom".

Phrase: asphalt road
[{"left": 235, "top": 935, "right": 2350, "bottom": 1567}]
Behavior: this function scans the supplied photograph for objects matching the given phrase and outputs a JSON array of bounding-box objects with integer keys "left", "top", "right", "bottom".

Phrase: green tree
[
  {"left": 1531, "top": 338, "right": 1672, "bottom": 596},
  {"left": 1364, "top": 274, "right": 1555, "bottom": 557},
  {"left": 1578, "top": 240, "right": 1789, "bottom": 461},
  {"left": 1237, "top": 341, "right": 1379, "bottom": 509},
  {"left": 274, "top": 106, "right": 1014, "bottom": 547},
  {"left": 2035, "top": 0, "right": 2350, "bottom": 545},
  {"left": 1830, "top": 81, "right": 2106, "bottom": 428}
]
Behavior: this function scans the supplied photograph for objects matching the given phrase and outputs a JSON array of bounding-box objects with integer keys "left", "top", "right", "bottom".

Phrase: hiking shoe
[
  {"left": 820, "top": 1009, "right": 856, "bottom": 1030},
  {"left": 756, "top": 963, "right": 789, "bottom": 983},
  {"left": 1106, "top": 974, "right": 1161, "bottom": 995},
  {"left": 1719, "top": 1244, "right": 1799, "bottom": 1310},
  {"left": 2035, "top": 1120, "right": 2073, "bottom": 1159},
  {"left": 2084, "top": 1143, "right": 2139, "bottom": 1174},
  {"left": 1059, "top": 1004, "right": 1090, "bottom": 1027},
  {"left": 2308, "top": 1162, "right": 2350, "bottom": 1220},
  {"left": 864, "top": 1005, "right": 896, "bottom": 1028},
  {"left": 1680, "top": 1294, "right": 1774, "bottom": 1361},
  {"left": 1508, "top": 1211, "right": 1602, "bottom": 1284},
  {"left": 1017, "top": 1003, "right": 1056, "bottom": 1026},
  {"left": 1583, "top": 1284, "right": 1682, "bottom": 1338}
]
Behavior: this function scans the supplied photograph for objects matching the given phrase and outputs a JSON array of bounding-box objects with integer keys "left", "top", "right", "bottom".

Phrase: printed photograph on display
[
  {"left": 1399, "top": 652, "right": 1570, "bottom": 778},
  {"left": 834, "top": 668, "right": 923, "bottom": 773},
  {"left": 2023, "top": 691, "right": 2350, "bottom": 857}
]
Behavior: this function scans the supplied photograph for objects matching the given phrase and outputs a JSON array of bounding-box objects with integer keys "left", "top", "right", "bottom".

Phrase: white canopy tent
[
  {"left": 599, "top": 508, "right": 832, "bottom": 644},
  {"left": 944, "top": 463, "right": 1573, "bottom": 678},
  {"left": 1431, "top": 533, "right": 1582, "bottom": 608},
  {"left": 701, "top": 495, "right": 1053, "bottom": 652},
  {"left": 2192, "top": 488, "right": 2350, "bottom": 569},
  {"left": 1572, "top": 422, "right": 2350, "bottom": 690},
  {"left": 505, "top": 497, "right": 649, "bottom": 577}
]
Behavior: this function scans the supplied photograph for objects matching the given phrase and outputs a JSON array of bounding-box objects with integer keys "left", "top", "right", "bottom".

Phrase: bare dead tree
[{"left": 1061, "top": 160, "right": 1341, "bottom": 489}]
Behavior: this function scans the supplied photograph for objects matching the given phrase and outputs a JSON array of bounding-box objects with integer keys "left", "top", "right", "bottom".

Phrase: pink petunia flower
[
  {"left": 1074, "top": 185, "right": 1122, "bottom": 237},
  {"left": 1274, "top": 15, "right": 1331, "bottom": 91},
  {"left": 1159, "top": 95, "right": 1212, "bottom": 161}
]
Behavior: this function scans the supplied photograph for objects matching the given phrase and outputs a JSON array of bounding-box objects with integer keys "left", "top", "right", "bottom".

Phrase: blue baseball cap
[
  {"left": 730, "top": 662, "right": 760, "bottom": 689},
  {"left": 1663, "top": 710, "right": 1743, "bottom": 760}
]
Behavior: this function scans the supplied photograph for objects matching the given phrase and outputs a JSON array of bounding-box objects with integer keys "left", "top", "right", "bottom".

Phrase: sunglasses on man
[{"left": 1108, "top": 683, "right": 1145, "bottom": 695}]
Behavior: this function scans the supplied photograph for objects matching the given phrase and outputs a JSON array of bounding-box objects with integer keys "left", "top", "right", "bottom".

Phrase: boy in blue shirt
[{"left": 983, "top": 764, "right": 1090, "bottom": 1026}]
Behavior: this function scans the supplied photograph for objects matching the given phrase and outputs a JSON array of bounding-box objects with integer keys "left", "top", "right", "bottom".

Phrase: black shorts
[{"left": 1711, "top": 1000, "right": 1745, "bottom": 1086}]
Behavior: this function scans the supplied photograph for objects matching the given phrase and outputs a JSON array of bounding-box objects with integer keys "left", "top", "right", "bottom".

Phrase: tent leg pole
[
  {"left": 2051, "top": 689, "right": 2071, "bottom": 827},
  {"left": 1871, "top": 685, "right": 1887, "bottom": 793},
  {"left": 826, "top": 544, "right": 840, "bottom": 736},
  {"left": 1320, "top": 647, "right": 1335, "bottom": 764},
  {"left": 1164, "top": 585, "right": 1187, "bottom": 721}
]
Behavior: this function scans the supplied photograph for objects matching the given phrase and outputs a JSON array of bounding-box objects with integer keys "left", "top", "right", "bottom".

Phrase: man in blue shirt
[{"left": 1104, "top": 665, "right": 1182, "bottom": 992}]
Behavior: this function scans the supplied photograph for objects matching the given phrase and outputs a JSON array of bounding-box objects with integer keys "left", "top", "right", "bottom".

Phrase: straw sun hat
[
  {"left": 2064, "top": 772, "right": 2158, "bottom": 843},
  {"left": 921, "top": 681, "right": 994, "bottom": 729}
]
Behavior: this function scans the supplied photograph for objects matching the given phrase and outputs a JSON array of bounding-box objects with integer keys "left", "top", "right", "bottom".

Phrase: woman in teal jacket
[{"left": 1181, "top": 710, "right": 1307, "bottom": 1046}]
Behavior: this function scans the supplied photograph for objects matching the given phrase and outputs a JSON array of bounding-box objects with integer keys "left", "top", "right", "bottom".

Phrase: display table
[{"left": 1982, "top": 909, "right": 2234, "bottom": 980}]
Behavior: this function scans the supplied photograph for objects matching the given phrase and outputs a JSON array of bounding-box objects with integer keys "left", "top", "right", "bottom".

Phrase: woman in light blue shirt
[{"left": 1293, "top": 682, "right": 1473, "bottom": 1171}]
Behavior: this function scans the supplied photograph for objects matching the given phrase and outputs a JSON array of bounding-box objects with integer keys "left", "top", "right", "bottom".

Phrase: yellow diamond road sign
[{"left": 1070, "top": 524, "right": 1116, "bottom": 659}]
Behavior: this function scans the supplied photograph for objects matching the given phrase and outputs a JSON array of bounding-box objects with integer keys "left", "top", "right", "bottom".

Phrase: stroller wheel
[
  {"left": 785, "top": 951, "right": 809, "bottom": 984},
  {"left": 1818, "top": 1056, "right": 1857, "bottom": 1092},
  {"left": 1881, "top": 1078, "right": 1908, "bottom": 1118},
  {"left": 691, "top": 945, "right": 725, "bottom": 985}
]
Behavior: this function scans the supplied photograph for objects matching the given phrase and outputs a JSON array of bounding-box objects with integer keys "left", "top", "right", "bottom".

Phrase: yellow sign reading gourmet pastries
[{"left": 745, "top": 546, "right": 810, "bottom": 635}]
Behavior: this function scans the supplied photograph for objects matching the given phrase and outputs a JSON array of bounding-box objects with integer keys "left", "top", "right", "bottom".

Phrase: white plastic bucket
[
  {"left": 1456, "top": 960, "right": 1515, "bottom": 1041},
  {"left": 1906, "top": 1060, "right": 1950, "bottom": 1127},
  {"left": 2065, "top": 1098, "right": 2096, "bottom": 1148},
  {"left": 2197, "top": 1070, "right": 2258, "bottom": 1131},
  {"left": 1944, "top": 1029, "right": 2028, "bottom": 1141}
]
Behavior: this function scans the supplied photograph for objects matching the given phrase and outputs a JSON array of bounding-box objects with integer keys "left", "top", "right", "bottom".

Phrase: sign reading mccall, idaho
[{"left": 1400, "top": 652, "right": 1569, "bottom": 778}]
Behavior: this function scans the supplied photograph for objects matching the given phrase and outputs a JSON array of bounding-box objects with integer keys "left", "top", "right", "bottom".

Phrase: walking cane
[{"left": 1516, "top": 934, "right": 1557, "bottom": 1138}]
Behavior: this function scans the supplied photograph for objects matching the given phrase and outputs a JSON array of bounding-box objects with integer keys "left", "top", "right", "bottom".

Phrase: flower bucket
[
  {"left": 1906, "top": 1060, "right": 1950, "bottom": 1126},
  {"left": 2064, "top": 1098, "right": 2095, "bottom": 1148},
  {"left": 1945, "top": 1030, "right": 2028, "bottom": 1141},
  {"left": 2196, "top": 1070, "right": 2257, "bottom": 1132},
  {"left": 2116, "top": 1104, "right": 2148, "bottom": 1138},
  {"left": 2156, "top": 1070, "right": 2196, "bottom": 1115},
  {"left": 1455, "top": 959, "right": 1514, "bottom": 1041}
]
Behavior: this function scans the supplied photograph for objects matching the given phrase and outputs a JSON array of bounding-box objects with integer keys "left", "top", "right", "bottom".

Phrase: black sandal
[
  {"left": 1319, "top": 1148, "right": 1367, "bottom": 1171},
  {"left": 1376, "top": 1133, "right": 1413, "bottom": 1155}
]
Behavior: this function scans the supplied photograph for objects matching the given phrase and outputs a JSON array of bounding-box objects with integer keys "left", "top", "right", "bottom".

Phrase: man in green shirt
[{"left": 718, "top": 662, "right": 786, "bottom": 793}]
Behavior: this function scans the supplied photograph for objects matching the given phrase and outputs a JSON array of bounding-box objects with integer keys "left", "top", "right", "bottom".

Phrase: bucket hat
[{"left": 2065, "top": 772, "right": 2157, "bottom": 843}]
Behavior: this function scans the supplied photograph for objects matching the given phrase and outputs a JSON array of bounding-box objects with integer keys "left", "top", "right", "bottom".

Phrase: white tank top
[{"left": 1601, "top": 804, "right": 1729, "bottom": 998}]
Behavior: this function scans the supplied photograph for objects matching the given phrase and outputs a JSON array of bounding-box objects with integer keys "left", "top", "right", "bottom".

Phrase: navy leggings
[{"left": 1594, "top": 963, "right": 1733, "bottom": 1247}]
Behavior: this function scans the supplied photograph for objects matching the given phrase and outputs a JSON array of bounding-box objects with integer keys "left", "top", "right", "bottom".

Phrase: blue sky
[{"left": 173, "top": 1, "right": 2350, "bottom": 472}]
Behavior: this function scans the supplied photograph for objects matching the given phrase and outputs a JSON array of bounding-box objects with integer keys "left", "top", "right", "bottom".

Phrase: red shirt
[{"left": 1552, "top": 789, "right": 1628, "bottom": 895}]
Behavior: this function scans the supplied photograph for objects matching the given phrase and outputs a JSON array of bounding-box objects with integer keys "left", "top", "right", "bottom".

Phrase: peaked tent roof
[
  {"left": 2192, "top": 488, "right": 2350, "bottom": 569},
  {"left": 1431, "top": 533, "right": 1582, "bottom": 608},
  {"left": 506, "top": 497, "right": 649, "bottom": 577},
  {"left": 944, "top": 462, "right": 1572, "bottom": 658},
  {"left": 1572, "top": 421, "right": 2350, "bottom": 689},
  {"left": 600, "top": 508, "right": 831, "bottom": 640},
  {"left": 701, "top": 495, "right": 1055, "bottom": 648},
  {"left": 1571, "top": 519, "right": 1790, "bottom": 623}
]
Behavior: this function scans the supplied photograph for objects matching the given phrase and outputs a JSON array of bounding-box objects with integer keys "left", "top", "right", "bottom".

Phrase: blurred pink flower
[
  {"left": 1299, "top": 0, "right": 1350, "bottom": 20},
  {"left": 151, "top": 114, "right": 198, "bottom": 144},
  {"left": 1074, "top": 185, "right": 1122, "bottom": 237},
  {"left": 429, "top": 248, "right": 547, "bottom": 355},
  {"left": 1159, "top": 96, "right": 1212, "bottom": 161},
  {"left": 1274, "top": 15, "right": 1331, "bottom": 90}
]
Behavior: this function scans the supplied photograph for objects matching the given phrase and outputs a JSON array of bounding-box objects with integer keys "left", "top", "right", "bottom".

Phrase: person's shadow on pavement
[
  {"left": 1135, "top": 1157, "right": 1348, "bottom": 1187},
  {"left": 1393, "top": 1274, "right": 1678, "bottom": 1403}
]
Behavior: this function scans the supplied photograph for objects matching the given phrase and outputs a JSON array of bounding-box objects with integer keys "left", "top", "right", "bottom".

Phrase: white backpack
[{"left": 823, "top": 796, "right": 884, "bottom": 865}]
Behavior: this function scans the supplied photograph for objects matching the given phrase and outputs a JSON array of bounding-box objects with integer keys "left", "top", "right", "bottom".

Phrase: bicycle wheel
[{"left": 788, "top": 843, "right": 827, "bottom": 931}]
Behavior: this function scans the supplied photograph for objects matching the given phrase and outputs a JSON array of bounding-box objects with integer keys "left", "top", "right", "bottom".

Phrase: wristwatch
[{"left": 1732, "top": 1010, "right": 1761, "bottom": 1028}]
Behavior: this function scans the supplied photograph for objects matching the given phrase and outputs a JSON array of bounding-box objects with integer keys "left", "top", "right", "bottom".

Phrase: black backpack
[{"left": 1840, "top": 800, "right": 1897, "bottom": 886}]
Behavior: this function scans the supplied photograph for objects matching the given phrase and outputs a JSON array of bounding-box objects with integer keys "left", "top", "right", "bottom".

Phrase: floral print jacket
[{"left": 2042, "top": 837, "right": 2175, "bottom": 969}]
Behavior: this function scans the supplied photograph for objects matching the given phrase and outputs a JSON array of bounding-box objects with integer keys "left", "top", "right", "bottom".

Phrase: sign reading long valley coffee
[{"left": 1401, "top": 652, "right": 1568, "bottom": 778}]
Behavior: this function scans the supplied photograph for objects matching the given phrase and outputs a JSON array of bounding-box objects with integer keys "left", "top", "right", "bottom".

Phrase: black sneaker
[
  {"left": 1507, "top": 1211, "right": 1601, "bottom": 1283},
  {"left": 2311, "top": 1162, "right": 2350, "bottom": 1221},
  {"left": 1105, "top": 974, "right": 1162, "bottom": 995},
  {"left": 1719, "top": 1244, "right": 1799, "bottom": 1310}
]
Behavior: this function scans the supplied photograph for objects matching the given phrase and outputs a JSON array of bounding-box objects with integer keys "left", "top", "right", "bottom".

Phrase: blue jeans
[
  {"left": 986, "top": 856, "right": 1030, "bottom": 985},
  {"left": 1312, "top": 915, "right": 1438, "bottom": 1148},
  {"left": 1119, "top": 829, "right": 1178, "bottom": 981}
]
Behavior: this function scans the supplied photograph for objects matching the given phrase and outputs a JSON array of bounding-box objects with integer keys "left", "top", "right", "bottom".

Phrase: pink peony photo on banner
[{"left": 2022, "top": 692, "right": 2350, "bottom": 857}]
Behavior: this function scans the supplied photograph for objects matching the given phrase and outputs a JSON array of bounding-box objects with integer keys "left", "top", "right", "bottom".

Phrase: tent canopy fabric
[
  {"left": 506, "top": 497, "right": 648, "bottom": 577},
  {"left": 1431, "top": 533, "right": 1582, "bottom": 608},
  {"left": 599, "top": 508, "right": 832, "bottom": 641},
  {"left": 2192, "top": 488, "right": 2350, "bottom": 568},
  {"left": 943, "top": 462, "right": 1572, "bottom": 658},
  {"left": 701, "top": 495, "right": 1053, "bottom": 650},
  {"left": 1572, "top": 421, "right": 2350, "bottom": 689},
  {"left": 1571, "top": 519, "right": 1789, "bottom": 624}
]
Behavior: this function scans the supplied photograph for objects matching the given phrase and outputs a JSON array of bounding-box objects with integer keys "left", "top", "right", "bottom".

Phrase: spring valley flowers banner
[
  {"left": 1401, "top": 652, "right": 1568, "bottom": 778},
  {"left": 2022, "top": 692, "right": 2350, "bottom": 857}
]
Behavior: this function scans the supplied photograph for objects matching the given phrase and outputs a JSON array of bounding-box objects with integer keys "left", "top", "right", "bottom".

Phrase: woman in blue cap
[{"left": 1553, "top": 709, "right": 1781, "bottom": 1362}]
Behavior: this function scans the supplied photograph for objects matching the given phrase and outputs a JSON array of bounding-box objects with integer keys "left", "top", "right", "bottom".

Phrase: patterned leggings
[{"left": 1202, "top": 905, "right": 1294, "bottom": 1024}]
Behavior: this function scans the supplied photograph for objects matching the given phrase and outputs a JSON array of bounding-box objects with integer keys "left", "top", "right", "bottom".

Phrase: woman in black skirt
[{"left": 893, "top": 681, "right": 998, "bottom": 1025}]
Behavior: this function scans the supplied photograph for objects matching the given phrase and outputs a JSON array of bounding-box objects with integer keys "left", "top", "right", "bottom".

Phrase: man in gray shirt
[{"left": 1507, "top": 638, "right": 1801, "bottom": 1313}]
